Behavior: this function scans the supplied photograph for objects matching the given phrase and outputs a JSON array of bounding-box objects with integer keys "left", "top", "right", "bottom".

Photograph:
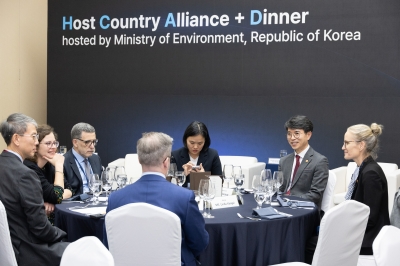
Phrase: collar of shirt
[
  {"left": 72, "top": 148, "right": 87, "bottom": 163},
  {"left": 142, "top": 172, "right": 165, "bottom": 178},
  {"left": 5, "top": 149, "right": 23, "bottom": 163},
  {"left": 295, "top": 145, "right": 310, "bottom": 163}
]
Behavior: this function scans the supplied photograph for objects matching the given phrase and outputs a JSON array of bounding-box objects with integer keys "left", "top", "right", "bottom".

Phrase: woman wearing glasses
[
  {"left": 24, "top": 124, "right": 72, "bottom": 224},
  {"left": 172, "top": 121, "right": 222, "bottom": 187},
  {"left": 342, "top": 123, "right": 390, "bottom": 255}
]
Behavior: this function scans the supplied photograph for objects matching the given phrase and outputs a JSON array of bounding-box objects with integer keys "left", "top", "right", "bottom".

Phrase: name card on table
[
  {"left": 222, "top": 188, "right": 235, "bottom": 196},
  {"left": 211, "top": 195, "right": 239, "bottom": 209}
]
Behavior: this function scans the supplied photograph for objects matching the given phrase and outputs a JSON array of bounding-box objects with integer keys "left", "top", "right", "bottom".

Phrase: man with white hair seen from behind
[
  {"left": 0, "top": 113, "right": 69, "bottom": 266},
  {"left": 103, "top": 132, "right": 209, "bottom": 266}
]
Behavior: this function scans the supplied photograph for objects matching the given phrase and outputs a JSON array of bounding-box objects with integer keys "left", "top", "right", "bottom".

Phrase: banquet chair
[
  {"left": 0, "top": 200, "right": 18, "bottom": 266},
  {"left": 332, "top": 162, "right": 398, "bottom": 212},
  {"left": 357, "top": 225, "right": 400, "bottom": 266},
  {"left": 320, "top": 170, "right": 337, "bottom": 213},
  {"left": 108, "top": 154, "right": 142, "bottom": 184},
  {"left": 271, "top": 200, "right": 370, "bottom": 266},
  {"left": 60, "top": 236, "right": 114, "bottom": 266},
  {"left": 219, "top": 155, "right": 266, "bottom": 189},
  {"left": 105, "top": 203, "right": 181, "bottom": 266}
]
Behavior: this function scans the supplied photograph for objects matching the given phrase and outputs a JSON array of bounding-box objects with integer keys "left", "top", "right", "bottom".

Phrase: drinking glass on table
[
  {"left": 261, "top": 169, "right": 272, "bottom": 204},
  {"left": 223, "top": 164, "right": 233, "bottom": 188},
  {"left": 234, "top": 174, "right": 245, "bottom": 195},
  {"left": 273, "top": 171, "right": 284, "bottom": 196},
  {"left": 116, "top": 174, "right": 127, "bottom": 190},
  {"left": 175, "top": 171, "right": 186, "bottom": 187},
  {"left": 253, "top": 185, "right": 267, "bottom": 209},
  {"left": 201, "top": 179, "right": 216, "bottom": 218},
  {"left": 265, "top": 179, "right": 277, "bottom": 205},
  {"left": 88, "top": 174, "right": 101, "bottom": 205},
  {"left": 198, "top": 179, "right": 208, "bottom": 217},
  {"left": 101, "top": 171, "right": 112, "bottom": 205}
]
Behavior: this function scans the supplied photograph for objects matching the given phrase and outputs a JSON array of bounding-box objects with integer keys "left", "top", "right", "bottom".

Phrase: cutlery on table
[{"left": 237, "top": 213, "right": 261, "bottom": 221}]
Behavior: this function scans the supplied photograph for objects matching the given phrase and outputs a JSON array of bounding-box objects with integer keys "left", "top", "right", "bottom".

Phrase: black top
[
  {"left": 171, "top": 147, "right": 222, "bottom": 186},
  {"left": 23, "top": 159, "right": 70, "bottom": 204},
  {"left": 351, "top": 156, "right": 390, "bottom": 255}
]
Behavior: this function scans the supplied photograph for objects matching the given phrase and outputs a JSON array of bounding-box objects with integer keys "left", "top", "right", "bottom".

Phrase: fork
[{"left": 237, "top": 213, "right": 261, "bottom": 221}]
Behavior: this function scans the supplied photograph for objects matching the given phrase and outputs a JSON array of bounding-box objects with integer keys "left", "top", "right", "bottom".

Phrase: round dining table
[{"left": 55, "top": 193, "right": 320, "bottom": 266}]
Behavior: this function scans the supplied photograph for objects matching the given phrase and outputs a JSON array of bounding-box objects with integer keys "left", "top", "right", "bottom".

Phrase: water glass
[
  {"left": 253, "top": 185, "right": 267, "bottom": 209},
  {"left": 223, "top": 165, "right": 233, "bottom": 188},
  {"left": 234, "top": 174, "right": 245, "bottom": 195},
  {"left": 59, "top": 145, "right": 67, "bottom": 154},
  {"left": 273, "top": 171, "right": 284, "bottom": 196},
  {"left": 175, "top": 171, "right": 186, "bottom": 187},
  {"left": 280, "top": 150, "right": 287, "bottom": 158},
  {"left": 201, "top": 179, "right": 216, "bottom": 218},
  {"left": 88, "top": 174, "right": 101, "bottom": 205},
  {"left": 101, "top": 171, "right": 112, "bottom": 205},
  {"left": 116, "top": 174, "right": 127, "bottom": 189},
  {"left": 198, "top": 179, "right": 208, "bottom": 217}
]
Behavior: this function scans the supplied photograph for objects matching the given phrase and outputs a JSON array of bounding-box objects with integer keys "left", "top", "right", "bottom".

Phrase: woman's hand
[
  {"left": 44, "top": 153, "right": 65, "bottom": 169},
  {"left": 44, "top": 202, "right": 55, "bottom": 216},
  {"left": 183, "top": 162, "right": 204, "bottom": 176}
]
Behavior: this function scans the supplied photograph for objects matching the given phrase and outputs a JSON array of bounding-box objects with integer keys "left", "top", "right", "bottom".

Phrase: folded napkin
[{"left": 252, "top": 207, "right": 286, "bottom": 220}]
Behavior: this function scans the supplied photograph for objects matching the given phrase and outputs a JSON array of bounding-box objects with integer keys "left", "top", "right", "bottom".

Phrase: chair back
[
  {"left": 0, "top": 200, "right": 18, "bottom": 266},
  {"left": 321, "top": 170, "right": 337, "bottom": 212},
  {"left": 124, "top": 154, "right": 142, "bottom": 184},
  {"left": 312, "top": 200, "right": 370, "bottom": 266},
  {"left": 105, "top": 203, "right": 181, "bottom": 266},
  {"left": 373, "top": 225, "right": 400, "bottom": 266},
  {"left": 60, "top": 236, "right": 114, "bottom": 266}
]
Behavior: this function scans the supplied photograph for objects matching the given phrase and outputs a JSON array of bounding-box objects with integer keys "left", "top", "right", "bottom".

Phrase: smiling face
[
  {"left": 38, "top": 132, "right": 57, "bottom": 160},
  {"left": 186, "top": 135, "right": 205, "bottom": 158},
  {"left": 286, "top": 128, "right": 311, "bottom": 154}
]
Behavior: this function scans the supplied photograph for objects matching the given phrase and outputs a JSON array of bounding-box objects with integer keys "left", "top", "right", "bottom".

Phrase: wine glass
[
  {"left": 175, "top": 171, "right": 186, "bottom": 187},
  {"left": 280, "top": 150, "right": 287, "bottom": 158},
  {"left": 223, "top": 164, "right": 233, "bottom": 188},
  {"left": 201, "top": 180, "right": 216, "bottom": 218},
  {"left": 261, "top": 169, "right": 272, "bottom": 204},
  {"left": 198, "top": 179, "right": 208, "bottom": 217},
  {"left": 273, "top": 171, "right": 284, "bottom": 196},
  {"left": 234, "top": 174, "right": 245, "bottom": 195},
  {"left": 168, "top": 161, "right": 177, "bottom": 180},
  {"left": 116, "top": 174, "right": 127, "bottom": 190},
  {"left": 101, "top": 171, "right": 112, "bottom": 205},
  {"left": 253, "top": 185, "right": 267, "bottom": 209},
  {"left": 265, "top": 179, "right": 277, "bottom": 205},
  {"left": 114, "top": 166, "right": 126, "bottom": 190},
  {"left": 88, "top": 174, "right": 101, "bottom": 205},
  {"left": 106, "top": 166, "right": 116, "bottom": 191}
]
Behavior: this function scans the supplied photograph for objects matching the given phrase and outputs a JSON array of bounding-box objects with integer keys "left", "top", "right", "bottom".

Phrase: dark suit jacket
[
  {"left": 351, "top": 156, "right": 390, "bottom": 255},
  {"left": 172, "top": 147, "right": 222, "bottom": 186},
  {"left": 63, "top": 149, "right": 102, "bottom": 195},
  {"left": 279, "top": 146, "right": 329, "bottom": 209},
  {"left": 0, "top": 151, "right": 68, "bottom": 266},
  {"left": 103, "top": 174, "right": 209, "bottom": 266}
]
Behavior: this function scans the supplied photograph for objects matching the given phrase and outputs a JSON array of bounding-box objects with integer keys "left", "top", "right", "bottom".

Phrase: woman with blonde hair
[{"left": 342, "top": 123, "right": 390, "bottom": 255}]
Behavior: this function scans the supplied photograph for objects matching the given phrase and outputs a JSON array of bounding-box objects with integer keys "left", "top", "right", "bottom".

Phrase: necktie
[
  {"left": 287, "top": 155, "right": 300, "bottom": 195},
  {"left": 83, "top": 158, "right": 91, "bottom": 181}
]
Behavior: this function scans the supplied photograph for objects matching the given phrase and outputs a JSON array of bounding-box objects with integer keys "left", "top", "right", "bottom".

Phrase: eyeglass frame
[
  {"left": 18, "top": 133, "right": 39, "bottom": 140},
  {"left": 286, "top": 131, "right": 304, "bottom": 139},
  {"left": 343, "top": 140, "right": 361, "bottom": 147},
  {"left": 40, "top": 141, "right": 60, "bottom": 148},
  {"left": 76, "top": 138, "right": 98, "bottom": 146}
]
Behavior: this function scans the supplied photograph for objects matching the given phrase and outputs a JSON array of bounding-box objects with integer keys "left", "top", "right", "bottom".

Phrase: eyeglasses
[
  {"left": 343, "top": 140, "right": 361, "bottom": 147},
  {"left": 40, "top": 141, "right": 59, "bottom": 148},
  {"left": 77, "top": 138, "right": 98, "bottom": 147},
  {"left": 18, "top": 134, "right": 39, "bottom": 140},
  {"left": 286, "top": 131, "right": 303, "bottom": 139}
]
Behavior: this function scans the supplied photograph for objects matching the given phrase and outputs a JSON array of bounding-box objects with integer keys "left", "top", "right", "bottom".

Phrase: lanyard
[{"left": 73, "top": 154, "right": 91, "bottom": 182}]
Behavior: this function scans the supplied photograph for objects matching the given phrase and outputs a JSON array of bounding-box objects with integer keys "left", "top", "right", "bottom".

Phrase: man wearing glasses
[
  {"left": 0, "top": 113, "right": 68, "bottom": 265},
  {"left": 279, "top": 115, "right": 329, "bottom": 210},
  {"left": 63, "top": 122, "right": 102, "bottom": 196}
]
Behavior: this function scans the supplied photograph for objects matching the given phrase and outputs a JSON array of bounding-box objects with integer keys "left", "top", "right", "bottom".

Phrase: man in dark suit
[
  {"left": 63, "top": 122, "right": 102, "bottom": 195},
  {"left": 103, "top": 132, "right": 209, "bottom": 266},
  {"left": 0, "top": 113, "right": 69, "bottom": 266},
  {"left": 279, "top": 115, "right": 329, "bottom": 209}
]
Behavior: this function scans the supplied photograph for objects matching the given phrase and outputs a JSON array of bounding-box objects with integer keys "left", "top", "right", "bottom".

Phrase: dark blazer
[
  {"left": 63, "top": 149, "right": 102, "bottom": 195},
  {"left": 172, "top": 147, "right": 222, "bottom": 186},
  {"left": 0, "top": 151, "right": 68, "bottom": 266},
  {"left": 280, "top": 146, "right": 329, "bottom": 209},
  {"left": 23, "top": 160, "right": 71, "bottom": 204},
  {"left": 351, "top": 156, "right": 390, "bottom": 255},
  {"left": 103, "top": 174, "right": 209, "bottom": 266}
]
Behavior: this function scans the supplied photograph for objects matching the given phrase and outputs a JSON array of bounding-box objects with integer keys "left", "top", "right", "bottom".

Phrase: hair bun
[{"left": 370, "top": 123, "right": 383, "bottom": 136}]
